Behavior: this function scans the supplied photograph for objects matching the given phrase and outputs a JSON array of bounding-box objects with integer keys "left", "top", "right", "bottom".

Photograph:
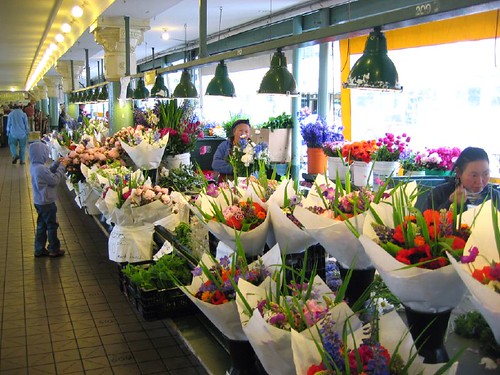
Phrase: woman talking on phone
[{"left": 425, "top": 146, "right": 500, "bottom": 211}]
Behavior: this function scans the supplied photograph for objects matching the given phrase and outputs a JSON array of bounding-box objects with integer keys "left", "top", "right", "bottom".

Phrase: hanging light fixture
[
  {"left": 206, "top": 60, "right": 235, "bottom": 97},
  {"left": 172, "top": 24, "right": 198, "bottom": 98},
  {"left": 343, "top": 26, "right": 402, "bottom": 91},
  {"left": 150, "top": 73, "right": 169, "bottom": 98},
  {"left": 133, "top": 77, "right": 149, "bottom": 99},
  {"left": 172, "top": 69, "right": 198, "bottom": 98},
  {"left": 161, "top": 29, "right": 170, "bottom": 41},
  {"left": 91, "top": 88, "right": 100, "bottom": 102},
  {"left": 258, "top": 48, "right": 298, "bottom": 96},
  {"left": 98, "top": 85, "right": 108, "bottom": 101},
  {"left": 126, "top": 82, "right": 134, "bottom": 100}
]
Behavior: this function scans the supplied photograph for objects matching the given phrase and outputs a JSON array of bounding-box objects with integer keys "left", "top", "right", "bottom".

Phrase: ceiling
[{"left": 0, "top": 0, "right": 345, "bottom": 93}]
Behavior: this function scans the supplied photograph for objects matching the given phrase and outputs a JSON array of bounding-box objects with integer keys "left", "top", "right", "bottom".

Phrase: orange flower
[
  {"left": 472, "top": 266, "right": 492, "bottom": 284},
  {"left": 414, "top": 236, "right": 426, "bottom": 247}
]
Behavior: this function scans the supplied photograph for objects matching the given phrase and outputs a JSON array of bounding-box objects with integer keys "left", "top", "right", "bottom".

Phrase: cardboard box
[{"left": 251, "top": 128, "right": 291, "bottom": 163}]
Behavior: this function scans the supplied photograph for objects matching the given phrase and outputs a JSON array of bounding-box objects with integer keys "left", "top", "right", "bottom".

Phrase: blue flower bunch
[{"left": 299, "top": 112, "right": 344, "bottom": 148}]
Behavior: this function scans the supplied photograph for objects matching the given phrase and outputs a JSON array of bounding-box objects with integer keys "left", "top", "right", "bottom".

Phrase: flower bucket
[
  {"left": 327, "top": 157, "right": 349, "bottom": 182},
  {"left": 307, "top": 148, "right": 327, "bottom": 174},
  {"left": 373, "top": 161, "right": 400, "bottom": 185},
  {"left": 163, "top": 152, "right": 191, "bottom": 170},
  {"left": 425, "top": 169, "right": 451, "bottom": 176},
  {"left": 350, "top": 161, "right": 373, "bottom": 187}
]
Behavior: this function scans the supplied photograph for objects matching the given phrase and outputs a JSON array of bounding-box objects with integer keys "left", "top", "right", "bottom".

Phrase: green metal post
[
  {"left": 108, "top": 81, "right": 133, "bottom": 135},
  {"left": 317, "top": 8, "right": 330, "bottom": 119},
  {"left": 291, "top": 15, "right": 303, "bottom": 180},
  {"left": 49, "top": 97, "right": 59, "bottom": 130}
]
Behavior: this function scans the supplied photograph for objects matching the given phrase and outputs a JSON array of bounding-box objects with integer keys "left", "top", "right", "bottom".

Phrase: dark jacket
[
  {"left": 212, "top": 139, "right": 233, "bottom": 175},
  {"left": 425, "top": 179, "right": 500, "bottom": 211}
]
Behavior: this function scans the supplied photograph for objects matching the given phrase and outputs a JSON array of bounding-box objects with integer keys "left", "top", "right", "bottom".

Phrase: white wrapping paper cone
[{"left": 121, "top": 141, "right": 167, "bottom": 170}]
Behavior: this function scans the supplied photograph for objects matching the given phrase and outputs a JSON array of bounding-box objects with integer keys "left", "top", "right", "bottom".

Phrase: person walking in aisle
[
  {"left": 7, "top": 103, "right": 30, "bottom": 164},
  {"left": 29, "top": 142, "right": 68, "bottom": 257},
  {"left": 24, "top": 102, "right": 35, "bottom": 132}
]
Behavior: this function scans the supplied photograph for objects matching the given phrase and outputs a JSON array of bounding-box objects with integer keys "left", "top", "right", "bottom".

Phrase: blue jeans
[
  {"left": 34, "top": 203, "right": 61, "bottom": 254},
  {"left": 8, "top": 136, "right": 27, "bottom": 162}
]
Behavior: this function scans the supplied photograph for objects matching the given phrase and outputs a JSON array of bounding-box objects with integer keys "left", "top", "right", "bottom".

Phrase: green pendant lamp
[
  {"left": 343, "top": 26, "right": 402, "bottom": 91},
  {"left": 172, "top": 69, "right": 198, "bottom": 98},
  {"left": 91, "top": 88, "right": 99, "bottom": 102},
  {"left": 206, "top": 60, "right": 235, "bottom": 97},
  {"left": 84, "top": 89, "right": 92, "bottom": 103},
  {"left": 133, "top": 77, "right": 149, "bottom": 100},
  {"left": 126, "top": 82, "right": 134, "bottom": 100},
  {"left": 150, "top": 73, "right": 169, "bottom": 98},
  {"left": 98, "top": 84, "right": 108, "bottom": 101},
  {"left": 258, "top": 48, "right": 298, "bottom": 96}
]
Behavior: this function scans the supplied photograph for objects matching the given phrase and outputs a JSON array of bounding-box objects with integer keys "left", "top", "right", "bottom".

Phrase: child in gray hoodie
[{"left": 29, "top": 142, "right": 67, "bottom": 257}]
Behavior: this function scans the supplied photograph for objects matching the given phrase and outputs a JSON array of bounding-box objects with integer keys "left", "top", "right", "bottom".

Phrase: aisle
[{"left": 0, "top": 146, "right": 208, "bottom": 374}]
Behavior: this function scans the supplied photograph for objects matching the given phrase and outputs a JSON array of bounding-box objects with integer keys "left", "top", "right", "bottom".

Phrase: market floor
[{"left": 0, "top": 145, "right": 209, "bottom": 374}]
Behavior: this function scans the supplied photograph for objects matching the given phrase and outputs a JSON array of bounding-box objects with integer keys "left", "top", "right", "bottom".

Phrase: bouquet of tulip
[
  {"left": 62, "top": 141, "right": 123, "bottom": 185},
  {"left": 236, "top": 272, "right": 361, "bottom": 374},
  {"left": 359, "top": 189, "right": 478, "bottom": 313},
  {"left": 175, "top": 244, "right": 282, "bottom": 340},
  {"left": 342, "top": 140, "right": 378, "bottom": 164},
  {"left": 447, "top": 201, "right": 500, "bottom": 342},
  {"left": 266, "top": 179, "right": 317, "bottom": 255},
  {"left": 293, "top": 175, "right": 390, "bottom": 270},
  {"left": 116, "top": 125, "right": 169, "bottom": 170},
  {"left": 192, "top": 184, "right": 270, "bottom": 256},
  {"left": 415, "top": 147, "right": 461, "bottom": 171},
  {"left": 293, "top": 309, "right": 459, "bottom": 375}
]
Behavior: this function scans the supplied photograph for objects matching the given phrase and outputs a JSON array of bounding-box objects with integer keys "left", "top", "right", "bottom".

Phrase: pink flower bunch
[
  {"left": 129, "top": 185, "right": 174, "bottom": 207},
  {"left": 415, "top": 147, "right": 461, "bottom": 171},
  {"left": 372, "top": 133, "right": 411, "bottom": 162}
]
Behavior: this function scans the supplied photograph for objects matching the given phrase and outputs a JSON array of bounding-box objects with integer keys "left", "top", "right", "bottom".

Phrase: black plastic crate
[{"left": 135, "top": 287, "right": 195, "bottom": 321}]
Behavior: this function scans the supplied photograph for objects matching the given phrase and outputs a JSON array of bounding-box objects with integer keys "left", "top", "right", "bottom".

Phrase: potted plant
[
  {"left": 415, "top": 146, "right": 461, "bottom": 175},
  {"left": 400, "top": 151, "right": 425, "bottom": 176},
  {"left": 341, "top": 140, "right": 378, "bottom": 186},
  {"left": 252, "top": 112, "right": 293, "bottom": 163},
  {"left": 371, "top": 132, "right": 411, "bottom": 183},
  {"left": 299, "top": 108, "right": 344, "bottom": 174},
  {"left": 323, "top": 141, "right": 349, "bottom": 182}
]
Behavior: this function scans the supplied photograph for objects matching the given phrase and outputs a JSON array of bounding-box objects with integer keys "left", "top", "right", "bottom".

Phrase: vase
[
  {"left": 337, "top": 266, "right": 376, "bottom": 307},
  {"left": 425, "top": 169, "right": 451, "bottom": 176},
  {"left": 327, "top": 157, "right": 349, "bottom": 182},
  {"left": 404, "top": 306, "right": 452, "bottom": 364},
  {"left": 372, "top": 161, "right": 400, "bottom": 185},
  {"left": 350, "top": 161, "right": 373, "bottom": 187},
  {"left": 307, "top": 148, "right": 327, "bottom": 174},
  {"left": 163, "top": 152, "right": 191, "bottom": 170},
  {"left": 226, "top": 338, "right": 259, "bottom": 375}
]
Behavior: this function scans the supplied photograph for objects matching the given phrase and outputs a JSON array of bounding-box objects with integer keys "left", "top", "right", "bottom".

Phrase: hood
[{"left": 29, "top": 142, "right": 50, "bottom": 164}]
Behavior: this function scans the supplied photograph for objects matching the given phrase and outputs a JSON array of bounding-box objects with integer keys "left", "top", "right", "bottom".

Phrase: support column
[
  {"left": 38, "top": 83, "right": 49, "bottom": 117},
  {"left": 317, "top": 8, "right": 330, "bottom": 119},
  {"left": 291, "top": 15, "right": 303, "bottom": 180},
  {"left": 44, "top": 77, "right": 62, "bottom": 131},
  {"left": 93, "top": 17, "right": 150, "bottom": 134},
  {"left": 56, "top": 60, "right": 85, "bottom": 119}
]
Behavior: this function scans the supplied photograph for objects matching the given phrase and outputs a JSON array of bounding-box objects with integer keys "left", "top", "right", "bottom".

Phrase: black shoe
[
  {"left": 49, "top": 249, "right": 65, "bottom": 258},
  {"left": 12, "top": 156, "right": 19, "bottom": 164},
  {"left": 35, "top": 249, "right": 50, "bottom": 257}
]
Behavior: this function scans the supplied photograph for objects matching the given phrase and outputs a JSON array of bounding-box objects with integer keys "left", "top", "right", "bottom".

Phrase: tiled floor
[{"left": 0, "top": 145, "right": 209, "bottom": 374}]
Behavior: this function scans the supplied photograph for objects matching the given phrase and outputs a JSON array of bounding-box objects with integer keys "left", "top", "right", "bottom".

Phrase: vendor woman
[
  {"left": 425, "top": 146, "right": 500, "bottom": 211},
  {"left": 212, "top": 119, "right": 251, "bottom": 180}
]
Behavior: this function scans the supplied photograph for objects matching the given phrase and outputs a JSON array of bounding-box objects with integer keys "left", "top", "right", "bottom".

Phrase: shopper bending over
[
  {"left": 29, "top": 142, "right": 68, "bottom": 257},
  {"left": 425, "top": 146, "right": 500, "bottom": 211},
  {"left": 212, "top": 119, "right": 251, "bottom": 181}
]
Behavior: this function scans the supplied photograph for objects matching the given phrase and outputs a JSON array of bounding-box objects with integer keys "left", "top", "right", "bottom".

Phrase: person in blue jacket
[
  {"left": 425, "top": 146, "right": 500, "bottom": 212},
  {"left": 29, "top": 142, "right": 68, "bottom": 257},
  {"left": 7, "top": 104, "right": 30, "bottom": 164},
  {"left": 212, "top": 119, "right": 251, "bottom": 181}
]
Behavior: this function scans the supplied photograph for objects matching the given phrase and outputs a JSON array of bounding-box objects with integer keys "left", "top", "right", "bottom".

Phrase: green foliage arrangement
[
  {"left": 261, "top": 112, "right": 293, "bottom": 131},
  {"left": 158, "top": 164, "right": 205, "bottom": 193},
  {"left": 121, "top": 254, "right": 192, "bottom": 291}
]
